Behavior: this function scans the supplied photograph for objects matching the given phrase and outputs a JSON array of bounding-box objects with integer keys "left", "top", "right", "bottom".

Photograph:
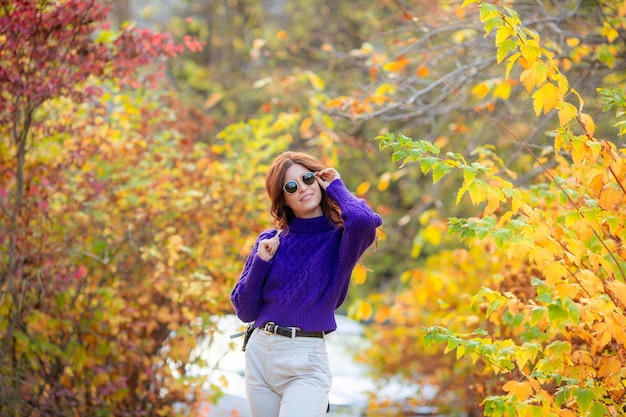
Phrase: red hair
[{"left": 266, "top": 151, "right": 343, "bottom": 230}]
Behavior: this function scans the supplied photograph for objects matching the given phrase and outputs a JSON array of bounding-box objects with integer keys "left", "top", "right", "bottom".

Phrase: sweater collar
[{"left": 287, "top": 215, "right": 336, "bottom": 234}]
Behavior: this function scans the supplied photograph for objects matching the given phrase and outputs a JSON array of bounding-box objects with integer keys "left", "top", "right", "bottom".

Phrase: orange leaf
[
  {"left": 416, "top": 65, "right": 430, "bottom": 77},
  {"left": 300, "top": 117, "right": 313, "bottom": 137},
  {"left": 356, "top": 181, "right": 371, "bottom": 196},
  {"left": 502, "top": 380, "right": 533, "bottom": 401},
  {"left": 598, "top": 356, "right": 622, "bottom": 377},
  {"left": 598, "top": 188, "right": 622, "bottom": 210},
  {"left": 585, "top": 168, "right": 605, "bottom": 197},
  {"left": 374, "top": 305, "right": 390, "bottom": 323},
  {"left": 607, "top": 279, "right": 626, "bottom": 307},
  {"left": 383, "top": 56, "right": 410, "bottom": 73},
  {"left": 472, "top": 82, "right": 490, "bottom": 99}
]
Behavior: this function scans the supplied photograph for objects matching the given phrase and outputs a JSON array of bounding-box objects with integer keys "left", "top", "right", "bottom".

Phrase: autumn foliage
[
  {"left": 0, "top": 1, "right": 240, "bottom": 416},
  {"left": 363, "top": 1, "right": 626, "bottom": 416},
  {"left": 2, "top": 0, "right": 626, "bottom": 416}
]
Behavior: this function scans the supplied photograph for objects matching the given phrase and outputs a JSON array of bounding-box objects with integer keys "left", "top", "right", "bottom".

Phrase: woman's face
[{"left": 282, "top": 163, "right": 323, "bottom": 219}]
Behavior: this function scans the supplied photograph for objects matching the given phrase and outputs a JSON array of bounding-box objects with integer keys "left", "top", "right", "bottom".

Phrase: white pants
[{"left": 244, "top": 328, "right": 332, "bottom": 417}]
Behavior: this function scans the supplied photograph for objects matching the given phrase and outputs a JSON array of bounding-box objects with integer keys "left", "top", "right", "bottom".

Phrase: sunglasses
[{"left": 283, "top": 172, "right": 316, "bottom": 194}]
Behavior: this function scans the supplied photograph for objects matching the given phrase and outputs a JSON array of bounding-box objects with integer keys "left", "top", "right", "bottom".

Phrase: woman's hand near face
[
  {"left": 257, "top": 235, "right": 280, "bottom": 261},
  {"left": 315, "top": 168, "right": 341, "bottom": 190}
]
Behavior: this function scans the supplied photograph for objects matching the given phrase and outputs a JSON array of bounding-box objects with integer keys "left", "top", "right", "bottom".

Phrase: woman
[{"left": 231, "top": 151, "right": 382, "bottom": 417}]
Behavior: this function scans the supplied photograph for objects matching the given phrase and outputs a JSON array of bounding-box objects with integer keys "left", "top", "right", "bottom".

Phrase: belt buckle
[{"left": 263, "top": 322, "right": 276, "bottom": 335}]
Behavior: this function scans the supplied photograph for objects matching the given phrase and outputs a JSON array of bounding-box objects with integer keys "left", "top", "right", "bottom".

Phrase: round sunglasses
[{"left": 283, "top": 172, "right": 316, "bottom": 194}]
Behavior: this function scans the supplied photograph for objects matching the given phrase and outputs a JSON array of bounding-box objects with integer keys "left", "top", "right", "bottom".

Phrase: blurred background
[{"left": 1, "top": 1, "right": 625, "bottom": 416}]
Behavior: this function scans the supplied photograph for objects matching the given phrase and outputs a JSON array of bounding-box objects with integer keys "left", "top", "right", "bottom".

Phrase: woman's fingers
[
  {"left": 258, "top": 237, "right": 280, "bottom": 261},
  {"left": 315, "top": 168, "right": 340, "bottom": 188}
]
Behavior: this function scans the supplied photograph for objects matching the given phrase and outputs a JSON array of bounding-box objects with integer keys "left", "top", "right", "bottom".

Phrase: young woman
[{"left": 231, "top": 151, "right": 382, "bottom": 417}]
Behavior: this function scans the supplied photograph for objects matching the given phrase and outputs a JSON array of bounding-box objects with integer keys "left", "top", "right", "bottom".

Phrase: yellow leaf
[
  {"left": 578, "top": 269, "right": 604, "bottom": 297},
  {"left": 356, "top": 181, "right": 371, "bottom": 196},
  {"left": 495, "top": 26, "right": 514, "bottom": 46},
  {"left": 472, "top": 82, "right": 490, "bottom": 99},
  {"left": 422, "top": 225, "right": 442, "bottom": 246},
  {"left": 369, "top": 95, "right": 390, "bottom": 106},
  {"left": 306, "top": 71, "right": 325, "bottom": 90},
  {"left": 456, "top": 344, "right": 466, "bottom": 360},
  {"left": 378, "top": 172, "right": 391, "bottom": 191},
  {"left": 592, "top": 322, "right": 612, "bottom": 354},
  {"left": 352, "top": 262, "right": 368, "bottom": 285},
  {"left": 505, "top": 52, "right": 521, "bottom": 80},
  {"left": 601, "top": 25, "right": 619, "bottom": 43},
  {"left": 354, "top": 300, "right": 372, "bottom": 321},
  {"left": 532, "top": 83, "right": 562, "bottom": 116},
  {"left": 544, "top": 261, "right": 567, "bottom": 286},
  {"left": 520, "top": 68, "right": 536, "bottom": 93},
  {"left": 520, "top": 41, "right": 541, "bottom": 66},
  {"left": 571, "top": 137, "right": 588, "bottom": 165},
  {"left": 556, "top": 101, "right": 577, "bottom": 126},
  {"left": 579, "top": 113, "right": 596, "bottom": 136},
  {"left": 383, "top": 56, "right": 410, "bottom": 73},
  {"left": 492, "top": 81, "right": 511, "bottom": 100},
  {"left": 375, "top": 83, "right": 397, "bottom": 95},
  {"left": 484, "top": 187, "right": 503, "bottom": 215},
  {"left": 468, "top": 179, "right": 487, "bottom": 205},
  {"left": 608, "top": 311, "right": 626, "bottom": 344},
  {"left": 566, "top": 37, "right": 580, "bottom": 47},
  {"left": 554, "top": 282, "right": 579, "bottom": 299}
]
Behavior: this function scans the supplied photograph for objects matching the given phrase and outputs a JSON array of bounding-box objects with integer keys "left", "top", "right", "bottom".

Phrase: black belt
[{"left": 261, "top": 322, "right": 324, "bottom": 338}]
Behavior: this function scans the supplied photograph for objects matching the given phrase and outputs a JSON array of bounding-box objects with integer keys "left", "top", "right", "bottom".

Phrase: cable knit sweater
[{"left": 231, "top": 179, "right": 382, "bottom": 333}]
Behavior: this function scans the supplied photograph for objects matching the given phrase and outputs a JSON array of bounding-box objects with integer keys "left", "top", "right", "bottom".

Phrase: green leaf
[
  {"left": 530, "top": 306, "right": 547, "bottom": 327},
  {"left": 590, "top": 402, "right": 609, "bottom": 417},
  {"left": 480, "top": 3, "right": 500, "bottom": 23},
  {"left": 497, "top": 39, "right": 518, "bottom": 63},
  {"left": 432, "top": 162, "right": 451, "bottom": 183},
  {"left": 573, "top": 388, "right": 594, "bottom": 415},
  {"left": 548, "top": 303, "right": 569, "bottom": 328},
  {"left": 420, "top": 156, "right": 439, "bottom": 175},
  {"left": 555, "top": 385, "right": 572, "bottom": 407},
  {"left": 597, "top": 44, "right": 615, "bottom": 68},
  {"left": 471, "top": 328, "right": 489, "bottom": 336}
]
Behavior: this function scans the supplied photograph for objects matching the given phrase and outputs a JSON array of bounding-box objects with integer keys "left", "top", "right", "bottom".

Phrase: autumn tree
[
  {"left": 350, "top": 1, "right": 626, "bottom": 415},
  {"left": 0, "top": 1, "right": 243, "bottom": 415}
]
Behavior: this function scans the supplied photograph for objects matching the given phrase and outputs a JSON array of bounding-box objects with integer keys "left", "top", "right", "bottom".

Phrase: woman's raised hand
[
  {"left": 315, "top": 168, "right": 340, "bottom": 190},
  {"left": 257, "top": 235, "right": 280, "bottom": 261}
]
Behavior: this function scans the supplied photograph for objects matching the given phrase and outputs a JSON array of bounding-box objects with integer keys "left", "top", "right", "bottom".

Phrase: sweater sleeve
[
  {"left": 230, "top": 230, "right": 275, "bottom": 322},
  {"left": 326, "top": 179, "right": 382, "bottom": 307}
]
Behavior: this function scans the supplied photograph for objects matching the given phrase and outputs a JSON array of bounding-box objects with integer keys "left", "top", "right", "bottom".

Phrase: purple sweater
[{"left": 231, "top": 179, "right": 382, "bottom": 332}]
